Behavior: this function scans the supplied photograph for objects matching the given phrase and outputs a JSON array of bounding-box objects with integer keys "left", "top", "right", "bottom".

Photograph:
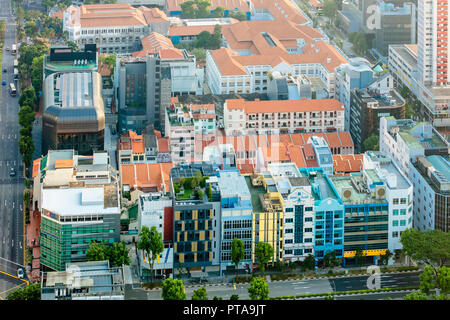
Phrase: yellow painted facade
[{"left": 344, "top": 249, "right": 388, "bottom": 258}]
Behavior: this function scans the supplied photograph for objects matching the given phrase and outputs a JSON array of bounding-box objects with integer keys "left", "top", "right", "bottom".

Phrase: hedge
[{"left": 269, "top": 286, "right": 419, "bottom": 300}]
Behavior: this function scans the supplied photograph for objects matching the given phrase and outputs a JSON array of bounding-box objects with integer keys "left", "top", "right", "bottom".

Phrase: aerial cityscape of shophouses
[{"left": 7, "top": 0, "right": 449, "bottom": 298}]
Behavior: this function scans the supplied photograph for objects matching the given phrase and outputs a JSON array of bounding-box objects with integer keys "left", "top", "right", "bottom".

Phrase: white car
[{"left": 17, "top": 268, "right": 24, "bottom": 279}]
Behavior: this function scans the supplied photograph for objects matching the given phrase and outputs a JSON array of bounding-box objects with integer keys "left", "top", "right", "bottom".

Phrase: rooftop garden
[{"left": 173, "top": 170, "right": 210, "bottom": 201}]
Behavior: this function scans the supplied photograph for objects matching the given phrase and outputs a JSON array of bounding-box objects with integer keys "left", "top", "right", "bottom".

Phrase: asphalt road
[
  {"left": 144, "top": 271, "right": 421, "bottom": 300},
  {"left": 0, "top": 1, "right": 27, "bottom": 299}
]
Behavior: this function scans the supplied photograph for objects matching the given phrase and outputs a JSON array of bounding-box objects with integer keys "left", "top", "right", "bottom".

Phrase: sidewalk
[{"left": 25, "top": 188, "right": 41, "bottom": 283}]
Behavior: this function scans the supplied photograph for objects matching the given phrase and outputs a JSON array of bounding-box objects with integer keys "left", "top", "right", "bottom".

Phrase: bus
[
  {"left": 11, "top": 44, "right": 16, "bottom": 55},
  {"left": 13, "top": 59, "right": 18, "bottom": 68},
  {"left": 13, "top": 68, "right": 19, "bottom": 80},
  {"left": 9, "top": 83, "right": 16, "bottom": 96}
]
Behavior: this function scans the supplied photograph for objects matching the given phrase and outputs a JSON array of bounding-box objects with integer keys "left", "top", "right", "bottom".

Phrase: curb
[{"left": 271, "top": 288, "right": 419, "bottom": 300}]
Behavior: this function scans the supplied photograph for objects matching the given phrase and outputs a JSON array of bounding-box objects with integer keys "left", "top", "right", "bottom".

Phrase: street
[
  {"left": 0, "top": 0, "right": 27, "bottom": 299},
  {"left": 143, "top": 271, "right": 421, "bottom": 300}
]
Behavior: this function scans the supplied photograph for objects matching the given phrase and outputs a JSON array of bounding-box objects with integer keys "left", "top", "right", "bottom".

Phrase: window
[
  {"left": 304, "top": 249, "right": 312, "bottom": 253},
  {"left": 393, "top": 209, "right": 399, "bottom": 216},
  {"left": 393, "top": 198, "right": 399, "bottom": 205},
  {"left": 304, "top": 228, "right": 312, "bottom": 232},
  {"left": 393, "top": 220, "right": 398, "bottom": 227},
  {"left": 305, "top": 238, "right": 312, "bottom": 243},
  {"left": 392, "top": 231, "right": 398, "bottom": 238},
  {"left": 294, "top": 249, "right": 303, "bottom": 256},
  {"left": 285, "top": 229, "right": 293, "bottom": 234},
  {"left": 285, "top": 239, "right": 293, "bottom": 244},
  {"left": 285, "top": 218, "right": 294, "bottom": 223},
  {"left": 400, "top": 220, "right": 406, "bottom": 226},
  {"left": 400, "top": 209, "right": 406, "bottom": 215},
  {"left": 305, "top": 217, "right": 313, "bottom": 222},
  {"left": 285, "top": 249, "right": 293, "bottom": 255}
]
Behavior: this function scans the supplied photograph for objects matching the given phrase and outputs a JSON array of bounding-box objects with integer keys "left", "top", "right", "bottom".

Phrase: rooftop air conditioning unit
[
  {"left": 342, "top": 187, "right": 353, "bottom": 201},
  {"left": 375, "top": 185, "right": 386, "bottom": 199}
]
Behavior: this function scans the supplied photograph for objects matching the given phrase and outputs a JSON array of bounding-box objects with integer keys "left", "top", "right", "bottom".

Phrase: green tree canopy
[
  {"left": 248, "top": 277, "right": 269, "bottom": 300},
  {"left": 161, "top": 278, "right": 186, "bottom": 300},
  {"left": 19, "top": 87, "right": 37, "bottom": 108},
  {"left": 228, "top": 10, "right": 247, "bottom": 21},
  {"left": 86, "top": 241, "right": 130, "bottom": 267},
  {"left": 180, "top": 1, "right": 197, "bottom": 19},
  {"left": 192, "top": 286, "right": 208, "bottom": 300},
  {"left": 137, "top": 225, "right": 164, "bottom": 283},
  {"left": 231, "top": 238, "right": 245, "bottom": 275},
  {"left": 400, "top": 228, "right": 450, "bottom": 273},
  {"left": 255, "top": 242, "right": 273, "bottom": 275},
  {"left": 18, "top": 105, "right": 35, "bottom": 128},
  {"left": 322, "top": 0, "right": 338, "bottom": 20},
  {"left": 213, "top": 6, "right": 225, "bottom": 18},
  {"left": 403, "top": 291, "right": 429, "bottom": 300},
  {"left": 31, "top": 55, "right": 44, "bottom": 96},
  {"left": 302, "top": 254, "right": 315, "bottom": 271},
  {"left": 7, "top": 284, "right": 40, "bottom": 300},
  {"left": 363, "top": 133, "right": 379, "bottom": 152},
  {"left": 323, "top": 250, "right": 340, "bottom": 268}
]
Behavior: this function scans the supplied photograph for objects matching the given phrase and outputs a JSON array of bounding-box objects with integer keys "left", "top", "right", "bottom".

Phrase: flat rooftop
[
  {"left": 42, "top": 185, "right": 119, "bottom": 215},
  {"left": 218, "top": 171, "right": 251, "bottom": 202},
  {"left": 390, "top": 45, "right": 417, "bottom": 68},
  {"left": 330, "top": 174, "right": 387, "bottom": 205},
  {"left": 299, "top": 169, "right": 338, "bottom": 201},
  {"left": 244, "top": 175, "right": 266, "bottom": 213}
]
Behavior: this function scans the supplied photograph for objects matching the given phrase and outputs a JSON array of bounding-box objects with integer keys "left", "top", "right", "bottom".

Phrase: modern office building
[
  {"left": 42, "top": 71, "right": 105, "bottom": 155},
  {"left": 223, "top": 98, "right": 345, "bottom": 136},
  {"left": 33, "top": 150, "right": 121, "bottom": 271},
  {"left": 350, "top": 87, "right": 405, "bottom": 152},
  {"left": 137, "top": 192, "right": 174, "bottom": 280},
  {"left": 43, "top": 44, "right": 98, "bottom": 79},
  {"left": 267, "top": 163, "right": 315, "bottom": 262},
  {"left": 245, "top": 172, "right": 284, "bottom": 265},
  {"left": 363, "top": 151, "right": 414, "bottom": 252},
  {"left": 334, "top": 57, "right": 374, "bottom": 130},
  {"left": 217, "top": 170, "right": 253, "bottom": 274},
  {"left": 379, "top": 117, "right": 449, "bottom": 174},
  {"left": 41, "top": 261, "right": 125, "bottom": 300},
  {"left": 409, "top": 155, "right": 450, "bottom": 232},
  {"left": 116, "top": 47, "right": 202, "bottom": 134},
  {"left": 298, "top": 167, "right": 345, "bottom": 264},
  {"left": 170, "top": 162, "right": 222, "bottom": 276}
]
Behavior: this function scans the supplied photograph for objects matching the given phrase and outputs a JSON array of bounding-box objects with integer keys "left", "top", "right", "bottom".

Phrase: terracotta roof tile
[{"left": 166, "top": 0, "right": 249, "bottom": 12}]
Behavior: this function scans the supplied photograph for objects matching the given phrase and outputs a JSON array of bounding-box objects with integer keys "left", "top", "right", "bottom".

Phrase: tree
[
  {"left": 19, "top": 87, "right": 37, "bottom": 108},
  {"left": 211, "top": 24, "right": 222, "bottom": 49},
  {"left": 86, "top": 241, "right": 108, "bottom": 262},
  {"left": 180, "top": 1, "right": 196, "bottom": 19},
  {"left": 67, "top": 41, "right": 78, "bottom": 52},
  {"left": 302, "top": 254, "right": 315, "bottom": 271},
  {"left": 405, "top": 102, "right": 414, "bottom": 119},
  {"left": 231, "top": 238, "right": 245, "bottom": 276},
  {"left": 355, "top": 248, "right": 365, "bottom": 267},
  {"left": 419, "top": 265, "right": 436, "bottom": 295},
  {"left": 379, "top": 249, "right": 393, "bottom": 266},
  {"left": 24, "top": 21, "right": 38, "bottom": 37},
  {"left": 31, "top": 55, "right": 44, "bottom": 96},
  {"left": 137, "top": 225, "right": 164, "bottom": 283},
  {"left": 248, "top": 277, "right": 269, "bottom": 300},
  {"left": 254, "top": 242, "right": 273, "bottom": 275},
  {"left": 99, "top": 54, "right": 117, "bottom": 76},
  {"left": 19, "top": 135, "right": 35, "bottom": 167},
  {"left": 18, "top": 105, "right": 35, "bottom": 128},
  {"left": 400, "top": 229, "right": 450, "bottom": 275},
  {"left": 191, "top": 48, "right": 206, "bottom": 63},
  {"left": 161, "top": 278, "right": 186, "bottom": 300},
  {"left": 213, "top": 6, "right": 225, "bottom": 18},
  {"left": 230, "top": 294, "right": 239, "bottom": 300},
  {"left": 323, "top": 250, "right": 340, "bottom": 268},
  {"left": 7, "top": 284, "right": 40, "bottom": 300},
  {"left": 403, "top": 291, "right": 429, "bottom": 300},
  {"left": 192, "top": 286, "right": 208, "bottom": 300},
  {"left": 322, "top": 0, "right": 338, "bottom": 20},
  {"left": 363, "top": 133, "right": 379, "bottom": 152},
  {"left": 196, "top": 0, "right": 211, "bottom": 18},
  {"left": 228, "top": 10, "right": 247, "bottom": 21},
  {"left": 108, "top": 241, "right": 131, "bottom": 267}
]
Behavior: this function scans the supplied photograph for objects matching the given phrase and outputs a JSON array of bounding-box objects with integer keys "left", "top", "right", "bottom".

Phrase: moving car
[
  {"left": 17, "top": 268, "right": 24, "bottom": 279},
  {"left": 9, "top": 168, "right": 16, "bottom": 176},
  {"left": 2, "top": 68, "right": 6, "bottom": 73},
  {"left": 5, "top": 47, "right": 9, "bottom": 51}
]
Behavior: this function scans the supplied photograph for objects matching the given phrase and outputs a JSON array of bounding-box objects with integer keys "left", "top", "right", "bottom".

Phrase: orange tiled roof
[
  {"left": 252, "top": 0, "right": 308, "bottom": 25},
  {"left": 225, "top": 98, "right": 344, "bottom": 113},
  {"left": 157, "top": 137, "right": 170, "bottom": 153},
  {"left": 209, "top": 48, "right": 248, "bottom": 76},
  {"left": 121, "top": 162, "right": 174, "bottom": 191},
  {"left": 52, "top": 10, "right": 64, "bottom": 20},
  {"left": 309, "top": 0, "right": 324, "bottom": 8},
  {"left": 138, "top": 6, "right": 169, "bottom": 23},
  {"left": 166, "top": 0, "right": 250, "bottom": 12},
  {"left": 169, "top": 25, "right": 216, "bottom": 36},
  {"left": 333, "top": 154, "right": 363, "bottom": 173},
  {"left": 65, "top": 4, "right": 148, "bottom": 28}
]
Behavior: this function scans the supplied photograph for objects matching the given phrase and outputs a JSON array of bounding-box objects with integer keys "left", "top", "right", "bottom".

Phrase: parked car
[
  {"left": 17, "top": 268, "right": 24, "bottom": 279},
  {"left": 2, "top": 68, "right": 6, "bottom": 73},
  {"left": 5, "top": 47, "right": 9, "bottom": 51},
  {"left": 9, "top": 168, "right": 16, "bottom": 176}
]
